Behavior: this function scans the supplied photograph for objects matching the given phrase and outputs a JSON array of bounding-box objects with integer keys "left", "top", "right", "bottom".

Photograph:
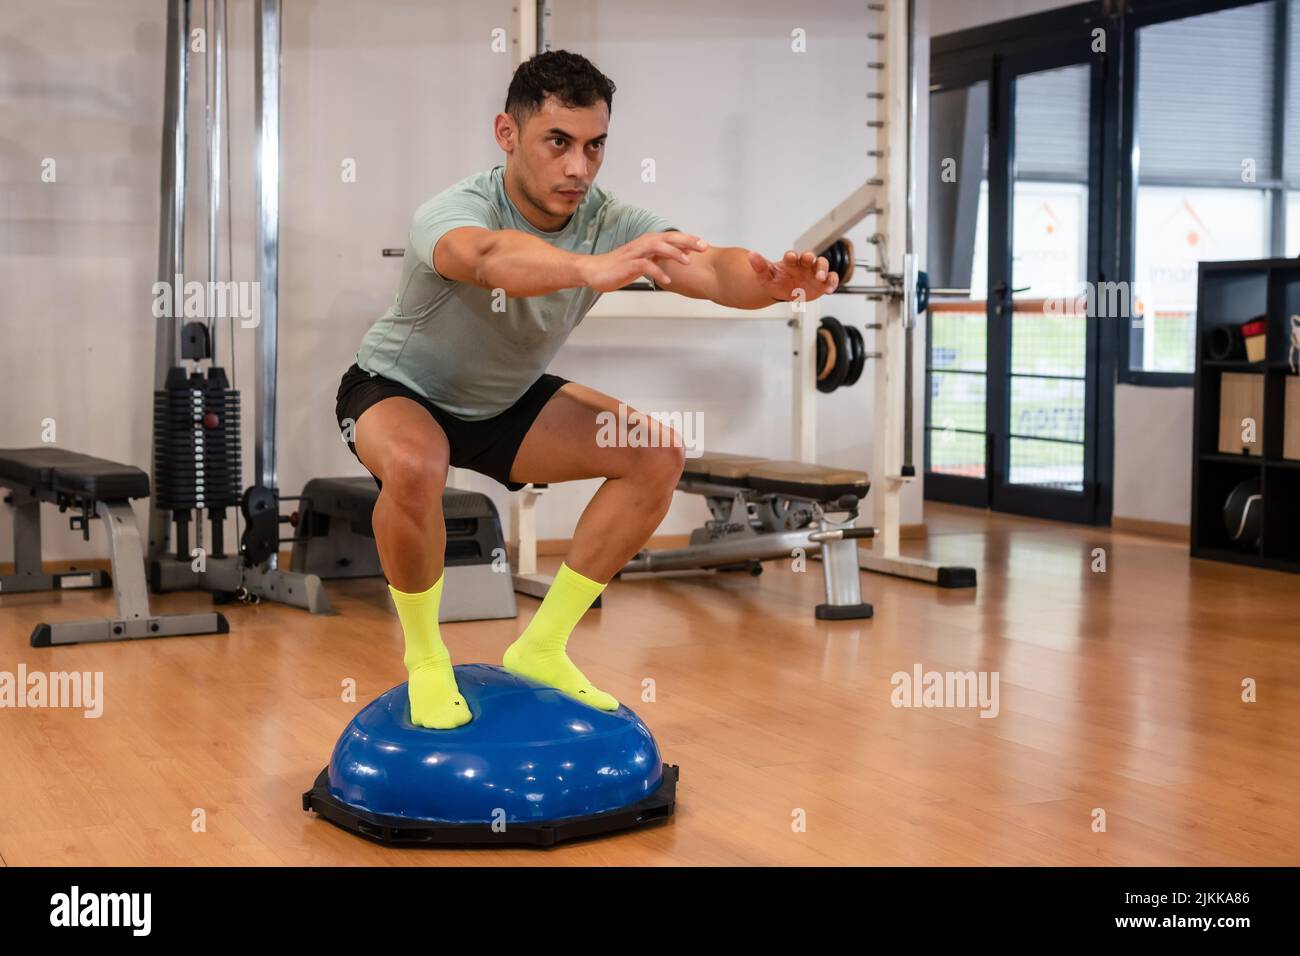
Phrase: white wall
[
  {"left": 1113, "top": 385, "right": 1193, "bottom": 524},
  {"left": 931, "top": 0, "right": 1077, "bottom": 35},
  {"left": 1, "top": 1, "right": 170, "bottom": 564},
  {"left": 1, "top": 0, "right": 922, "bottom": 562}
]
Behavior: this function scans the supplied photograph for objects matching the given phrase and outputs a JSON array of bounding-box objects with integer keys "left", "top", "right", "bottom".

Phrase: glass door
[
  {"left": 989, "top": 46, "right": 1102, "bottom": 521},
  {"left": 927, "top": 35, "right": 1110, "bottom": 525},
  {"left": 926, "top": 73, "right": 991, "bottom": 507}
]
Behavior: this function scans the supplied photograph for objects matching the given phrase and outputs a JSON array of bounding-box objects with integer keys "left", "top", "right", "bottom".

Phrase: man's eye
[{"left": 552, "top": 138, "right": 565, "bottom": 148}]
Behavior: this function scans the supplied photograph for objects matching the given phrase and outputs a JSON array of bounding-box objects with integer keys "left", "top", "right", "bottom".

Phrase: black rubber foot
[
  {"left": 815, "top": 602, "right": 873, "bottom": 620},
  {"left": 216, "top": 613, "right": 231, "bottom": 634},
  {"left": 936, "top": 566, "right": 977, "bottom": 588},
  {"left": 303, "top": 763, "right": 678, "bottom": 848},
  {"left": 30, "top": 624, "right": 51, "bottom": 647}
]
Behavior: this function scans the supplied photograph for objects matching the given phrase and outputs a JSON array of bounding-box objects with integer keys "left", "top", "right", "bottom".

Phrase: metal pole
[
  {"left": 904, "top": 0, "right": 916, "bottom": 268},
  {"left": 254, "top": 0, "right": 281, "bottom": 512},
  {"left": 901, "top": 0, "right": 918, "bottom": 477},
  {"left": 150, "top": 0, "right": 189, "bottom": 560},
  {"left": 208, "top": 0, "right": 225, "bottom": 362},
  {"left": 156, "top": 0, "right": 188, "bottom": 379},
  {"left": 537, "top": 0, "right": 552, "bottom": 52}
]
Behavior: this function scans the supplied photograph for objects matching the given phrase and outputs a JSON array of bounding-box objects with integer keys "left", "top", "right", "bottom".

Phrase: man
[{"left": 336, "top": 50, "right": 838, "bottom": 729}]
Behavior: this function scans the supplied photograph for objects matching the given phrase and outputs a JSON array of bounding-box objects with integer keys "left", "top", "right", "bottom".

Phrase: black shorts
[{"left": 334, "top": 363, "right": 569, "bottom": 492}]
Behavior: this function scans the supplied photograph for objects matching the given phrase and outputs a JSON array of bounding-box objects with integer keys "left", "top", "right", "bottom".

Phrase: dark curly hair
[{"left": 505, "top": 50, "right": 615, "bottom": 129}]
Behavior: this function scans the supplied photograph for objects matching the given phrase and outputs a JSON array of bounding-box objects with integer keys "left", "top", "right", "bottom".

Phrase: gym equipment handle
[{"left": 808, "top": 526, "right": 878, "bottom": 543}]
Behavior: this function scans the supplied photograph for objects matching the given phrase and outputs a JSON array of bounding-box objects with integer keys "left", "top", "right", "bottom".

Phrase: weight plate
[
  {"left": 837, "top": 237, "right": 854, "bottom": 285},
  {"left": 843, "top": 324, "right": 866, "bottom": 387}
]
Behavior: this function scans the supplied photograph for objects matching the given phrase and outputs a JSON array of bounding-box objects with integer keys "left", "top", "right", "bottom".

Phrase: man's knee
[
  {"left": 634, "top": 442, "right": 685, "bottom": 496},
  {"left": 378, "top": 443, "right": 448, "bottom": 505}
]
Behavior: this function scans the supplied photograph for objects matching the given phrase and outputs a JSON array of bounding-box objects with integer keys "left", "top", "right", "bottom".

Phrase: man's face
[{"left": 506, "top": 94, "right": 608, "bottom": 221}]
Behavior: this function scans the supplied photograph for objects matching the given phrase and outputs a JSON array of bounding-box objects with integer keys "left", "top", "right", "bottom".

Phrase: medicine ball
[{"left": 1222, "top": 477, "right": 1262, "bottom": 550}]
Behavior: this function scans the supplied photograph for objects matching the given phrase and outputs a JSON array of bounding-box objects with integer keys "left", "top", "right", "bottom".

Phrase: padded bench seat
[
  {"left": 681, "top": 451, "right": 772, "bottom": 484},
  {"left": 747, "top": 460, "right": 869, "bottom": 502},
  {"left": 1, "top": 446, "right": 231, "bottom": 646},
  {"left": 0, "top": 447, "right": 150, "bottom": 501},
  {"left": 681, "top": 451, "right": 870, "bottom": 501}
]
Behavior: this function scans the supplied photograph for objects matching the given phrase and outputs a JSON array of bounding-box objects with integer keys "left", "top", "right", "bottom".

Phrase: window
[
  {"left": 968, "top": 182, "right": 987, "bottom": 300},
  {"left": 927, "top": 81, "right": 989, "bottom": 480},
  {"left": 1133, "top": 186, "right": 1270, "bottom": 372},
  {"left": 1289, "top": 0, "right": 1300, "bottom": 255},
  {"left": 1128, "top": 0, "right": 1286, "bottom": 377},
  {"left": 1012, "top": 180, "right": 1088, "bottom": 300},
  {"left": 1009, "top": 64, "right": 1091, "bottom": 491}
]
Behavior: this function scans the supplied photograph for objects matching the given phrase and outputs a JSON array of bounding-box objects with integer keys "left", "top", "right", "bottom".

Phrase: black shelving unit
[{"left": 1191, "top": 258, "right": 1300, "bottom": 574}]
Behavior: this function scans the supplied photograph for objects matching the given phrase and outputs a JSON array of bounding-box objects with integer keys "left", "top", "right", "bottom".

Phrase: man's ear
[{"left": 494, "top": 112, "right": 517, "bottom": 151}]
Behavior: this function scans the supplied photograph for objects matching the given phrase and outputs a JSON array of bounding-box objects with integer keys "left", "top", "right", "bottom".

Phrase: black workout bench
[
  {"left": 622, "top": 451, "right": 878, "bottom": 619},
  {"left": 0, "top": 447, "right": 228, "bottom": 646}
]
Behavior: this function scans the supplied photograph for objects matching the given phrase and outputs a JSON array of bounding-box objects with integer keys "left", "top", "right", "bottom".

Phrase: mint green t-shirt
[{"left": 355, "top": 165, "right": 675, "bottom": 420}]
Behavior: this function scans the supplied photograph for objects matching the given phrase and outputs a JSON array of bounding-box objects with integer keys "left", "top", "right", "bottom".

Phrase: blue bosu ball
[{"left": 303, "top": 664, "right": 677, "bottom": 846}]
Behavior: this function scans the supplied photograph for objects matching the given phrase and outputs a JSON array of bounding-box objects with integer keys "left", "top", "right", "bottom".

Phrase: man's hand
[
  {"left": 746, "top": 249, "right": 839, "bottom": 302},
  {"left": 579, "top": 231, "right": 709, "bottom": 292}
]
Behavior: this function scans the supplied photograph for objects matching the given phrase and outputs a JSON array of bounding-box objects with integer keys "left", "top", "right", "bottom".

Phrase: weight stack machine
[{"left": 147, "top": 0, "right": 329, "bottom": 616}]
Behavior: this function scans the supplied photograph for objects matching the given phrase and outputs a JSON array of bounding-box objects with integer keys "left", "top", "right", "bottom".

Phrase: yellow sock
[
  {"left": 389, "top": 575, "right": 471, "bottom": 729},
  {"left": 502, "top": 562, "right": 618, "bottom": 711}
]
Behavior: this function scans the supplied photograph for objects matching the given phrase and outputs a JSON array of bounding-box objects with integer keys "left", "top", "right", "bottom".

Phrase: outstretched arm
[
  {"left": 434, "top": 226, "right": 586, "bottom": 296},
  {"left": 653, "top": 245, "right": 839, "bottom": 309},
  {"left": 434, "top": 226, "right": 710, "bottom": 297}
]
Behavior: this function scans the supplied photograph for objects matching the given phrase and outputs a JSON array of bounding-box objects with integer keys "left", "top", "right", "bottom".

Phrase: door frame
[
  {"left": 989, "top": 38, "right": 1109, "bottom": 523},
  {"left": 927, "top": 4, "right": 1117, "bottom": 525}
]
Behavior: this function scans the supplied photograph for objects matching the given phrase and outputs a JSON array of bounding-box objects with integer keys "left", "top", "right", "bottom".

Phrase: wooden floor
[{"left": 1, "top": 502, "right": 1297, "bottom": 866}]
